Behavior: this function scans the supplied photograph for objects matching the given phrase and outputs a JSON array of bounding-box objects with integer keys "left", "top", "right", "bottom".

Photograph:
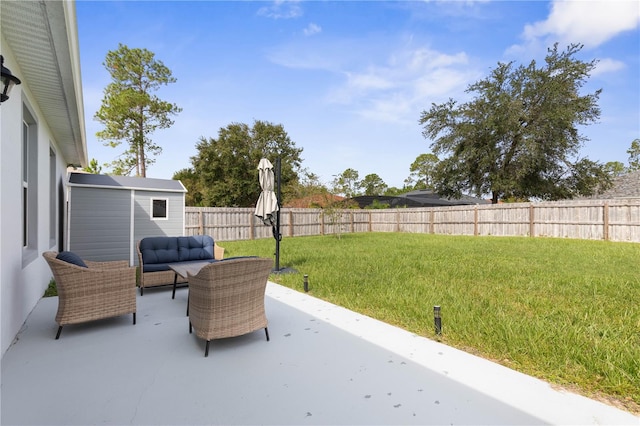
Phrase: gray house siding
[{"left": 68, "top": 187, "right": 132, "bottom": 261}]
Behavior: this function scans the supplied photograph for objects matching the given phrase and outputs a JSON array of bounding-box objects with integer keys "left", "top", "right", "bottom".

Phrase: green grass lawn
[{"left": 222, "top": 232, "right": 640, "bottom": 413}]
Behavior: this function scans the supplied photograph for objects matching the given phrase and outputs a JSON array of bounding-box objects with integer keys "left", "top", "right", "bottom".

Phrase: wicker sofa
[
  {"left": 136, "top": 235, "right": 224, "bottom": 295},
  {"left": 43, "top": 251, "right": 137, "bottom": 339}
]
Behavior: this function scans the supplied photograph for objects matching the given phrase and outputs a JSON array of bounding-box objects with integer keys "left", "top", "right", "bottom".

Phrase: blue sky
[{"left": 76, "top": 1, "right": 640, "bottom": 189}]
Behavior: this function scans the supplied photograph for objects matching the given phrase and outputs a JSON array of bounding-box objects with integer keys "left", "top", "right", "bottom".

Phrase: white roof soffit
[{"left": 1, "top": 0, "right": 87, "bottom": 168}]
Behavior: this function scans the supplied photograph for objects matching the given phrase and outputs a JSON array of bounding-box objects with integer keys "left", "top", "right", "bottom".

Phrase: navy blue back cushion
[
  {"left": 178, "top": 236, "right": 214, "bottom": 261},
  {"left": 139, "top": 237, "right": 180, "bottom": 264},
  {"left": 56, "top": 251, "right": 88, "bottom": 268}
]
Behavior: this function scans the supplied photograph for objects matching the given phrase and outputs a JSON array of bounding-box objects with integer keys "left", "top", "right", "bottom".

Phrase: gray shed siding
[
  {"left": 132, "top": 190, "right": 185, "bottom": 266},
  {"left": 66, "top": 173, "right": 187, "bottom": 265},
  {"left": 133, "top": 191, "right": 184, "bottom": 238},
  {"left": 68, "top": 187, "right": 131, "bottom": 261}
]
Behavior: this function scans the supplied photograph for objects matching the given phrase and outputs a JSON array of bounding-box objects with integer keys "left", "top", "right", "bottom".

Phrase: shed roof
[{"left": 67, "top": 172, "right": 186, "bottom": 193}]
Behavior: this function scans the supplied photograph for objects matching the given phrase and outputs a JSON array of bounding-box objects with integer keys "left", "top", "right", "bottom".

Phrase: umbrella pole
[{"left": 275, "top": 156, "right": 281, "bottom": 272}]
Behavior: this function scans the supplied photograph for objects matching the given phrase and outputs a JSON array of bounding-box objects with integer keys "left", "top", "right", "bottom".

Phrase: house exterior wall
[
  {"left": 1, "top": 1, "right": 86, "bottom": 357},
  {"left": 0, "top": 45, "right": 71, "bottom": 355},
  {"left": 67, "top": 187, "right": 132, "bottom": 262}
]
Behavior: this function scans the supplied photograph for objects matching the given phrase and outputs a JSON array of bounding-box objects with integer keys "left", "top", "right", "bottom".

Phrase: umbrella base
[{"left": 272, "top": 266, "right": 297, "bottom": 274}]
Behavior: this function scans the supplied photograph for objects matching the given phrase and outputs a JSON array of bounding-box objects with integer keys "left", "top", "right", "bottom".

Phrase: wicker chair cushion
[{"left": 56, "top": 251, "right": 87, "bottom": 268}]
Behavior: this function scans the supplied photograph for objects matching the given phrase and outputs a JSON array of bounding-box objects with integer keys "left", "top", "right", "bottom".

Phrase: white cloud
[
  {"left": 523, "top": 0, "right": 640, "bottom": 48},
  {"left": 591, "top": 57, "right": 626, "bottom": 76},
  {"left": 257, "top": 0, "right": 303, "bottom": 19},
  {"left": 327, "top": 47, "right": 474, "bottom": 123},
  {"left": 303, "top": 23, "right": 322, "bottom": 36},
  {"left": 268, "top": 33, "right": 476, "bottom": 124}
]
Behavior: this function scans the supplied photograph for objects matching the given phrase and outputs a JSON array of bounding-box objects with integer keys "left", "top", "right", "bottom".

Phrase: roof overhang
[{"left": 1, "top": 0, "right": 87, "bottom": 168}]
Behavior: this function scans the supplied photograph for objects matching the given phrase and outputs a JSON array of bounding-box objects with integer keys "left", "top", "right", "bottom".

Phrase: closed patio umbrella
[
  {"left": 254, "top": 157, "right": 295, "bottom": 273},
  {"left": 254, "top": 158, "right": 278, "bottom": 226}
]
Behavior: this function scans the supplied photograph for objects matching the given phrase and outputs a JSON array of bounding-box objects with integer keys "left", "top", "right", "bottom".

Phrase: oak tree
[
  {"left": 177, "top": 120, "right": 303, "bottom": 207},
  {"left": 419, "top": 43, "right": 610, "bottom": 203}
]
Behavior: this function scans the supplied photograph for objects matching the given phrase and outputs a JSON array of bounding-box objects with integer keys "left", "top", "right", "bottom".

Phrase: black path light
[
  {"left": 434, "top": 305, "right": 442, "bottom": 335},
  {"left": 1, "top": 55, "right": 21, "bottom": 103}
]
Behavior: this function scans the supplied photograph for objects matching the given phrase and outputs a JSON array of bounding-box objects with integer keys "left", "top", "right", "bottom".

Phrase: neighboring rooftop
[
  {"left": 284, "top": 193, "right": 346, "bottom": 208},
  {"left": 2, "top": 283, "right": 637, "bottom": 425},
  {"left": 595, "top": 171, "right": 640, "bottom": 199},
  {"left": 352, "top": 189, "right": 490, "bottom": 209}
]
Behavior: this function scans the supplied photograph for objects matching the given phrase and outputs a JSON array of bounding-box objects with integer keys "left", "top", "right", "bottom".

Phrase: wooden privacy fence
[{"left": 185, "top": 199, "right": 640, "bottom": 243}]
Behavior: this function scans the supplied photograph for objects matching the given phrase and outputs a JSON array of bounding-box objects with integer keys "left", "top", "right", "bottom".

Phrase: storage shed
[{"left": 65, "top": 172, "right": 187, "bottom": 265}]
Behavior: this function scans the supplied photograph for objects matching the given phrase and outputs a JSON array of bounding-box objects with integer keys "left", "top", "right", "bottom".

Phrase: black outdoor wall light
[{"left": 1, "top": 55, "right": 22, "bottom": 103}]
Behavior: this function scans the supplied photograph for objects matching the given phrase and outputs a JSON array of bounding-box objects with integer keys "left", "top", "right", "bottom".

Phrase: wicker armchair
[
  {"left": 43, "top": 251, "right": 137, "bottom": 339},
  {"left": 188, "top": 257, "right": 273, "bottom": 357}
]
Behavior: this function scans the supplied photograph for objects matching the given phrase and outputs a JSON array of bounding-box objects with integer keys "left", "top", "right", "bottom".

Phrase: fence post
[
  {"left": 198, "top": 210, "right": 204, "bottom": 235},
  {"left": 474, "top": 206, "right": 478, "bottom": 236},
  {"left": 430, "top": 210, "right": 434, "bottom": 234},
  {"left": 350, "top": 211, "right": 354, "bottom": 234},
  {"left": 368, "top": 211, "right": 372, "bottom": 232},
  {"left": 529, "top": 204, "right": 535, "bottom": 237},
  {"left": 249, "top": 212, "right": 255, "bottom": 240},
  {"left": 321, "top": 211, "right": 325, "bottom": 235},
  {"left": 289, "top": 210, "right": 294, "bottom": 237},
  {"left": 603, "top": 202, "right": 609, "bottom": 241}
]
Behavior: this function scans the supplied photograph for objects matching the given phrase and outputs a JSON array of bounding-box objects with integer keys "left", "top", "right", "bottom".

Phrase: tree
[
  {"left": 404, "top": 153, "right": 439, "bottom": 190},
  {"left": 359, "top": 173, "right": 388, "bottom": 196},
  {"left": 83, "top": 158, "right": 103, "bottom": 174},
  {"left": 178, "top": 120, "right": 303, "bottom": 207},
  {"left": 628, "top": 138, "right": 640, "bottom": 171},
  {"left": 332, "top": 168, "right": 360, "bottom": 198},
  {"left": 384, "top": 186, "right": 407, "bottom": 196},
  {"left": 284, "top": 168, "right": 333, "bottom": 207},
  {"left": 173, "top": 168, "right": 204, "bottom": 206},
  {"left": 604, "top": 161, "right": 626, "bottom": 178},
  {"left": 419, "top": 43, "right": 610, "bottom": 204},
  {"left": 95, "top": 44, "right": 181, "bottom": 177}
]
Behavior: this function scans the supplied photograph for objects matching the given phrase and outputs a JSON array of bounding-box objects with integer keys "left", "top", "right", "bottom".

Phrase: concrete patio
[{"left": 2, "top": 282, "right": 638, "bottom": 425}]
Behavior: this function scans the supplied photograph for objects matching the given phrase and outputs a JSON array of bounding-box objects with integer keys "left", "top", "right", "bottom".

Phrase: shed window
[{"left": 151, "top": 198, "right": 168, "bottom": 220}]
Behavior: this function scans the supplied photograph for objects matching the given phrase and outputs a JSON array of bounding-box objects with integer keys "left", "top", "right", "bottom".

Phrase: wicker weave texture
[
  {"left": 188, "top": 257, "right": 273, "bottom": 341},
  {"left": 43, "top": 252, "right": 137, "bottom": 326}
]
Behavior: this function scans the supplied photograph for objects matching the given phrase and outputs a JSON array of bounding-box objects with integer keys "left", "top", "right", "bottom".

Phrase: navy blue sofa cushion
[
  {"left": 139, "top": 237, "right": 180, "bottom": 272},
  {"left": 56, "top": 251, "right": 88, "bottom": 268},
  {"left": 139, "top": 236, "right": 217, "bottom": 273},
  {"left": 178, "top": 236, "right": 214, "bottom": 262}
]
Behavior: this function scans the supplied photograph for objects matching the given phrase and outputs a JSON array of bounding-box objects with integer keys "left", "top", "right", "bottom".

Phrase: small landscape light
[
  {"left": 303, "top": 274, "right": 309, "bottom": 292},
  {"left": 434, "top": 305, "right": 442, "bottom": 335}
]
